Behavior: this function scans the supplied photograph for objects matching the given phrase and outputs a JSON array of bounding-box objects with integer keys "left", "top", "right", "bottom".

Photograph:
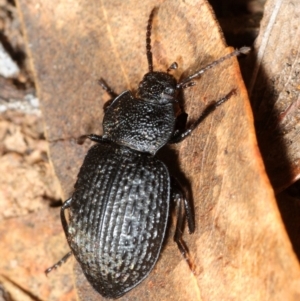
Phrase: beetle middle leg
[
  {"left": 77, "top": 134, "right": 108, "bottom": 145},
  {"left": 169, "top": 89, "right": 236, "bottom": 144},
  {"left": 171, "top": 177, "right": 195, "bottom": 271},
  {"left": 77, "top": 77, "right": 118, "bottom": 145}
]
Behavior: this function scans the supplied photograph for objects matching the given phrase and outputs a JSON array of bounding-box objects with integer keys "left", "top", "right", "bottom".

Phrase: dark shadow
[
  {"left": 7, "top": 0, "right": 16, "bottom": 6},
  {"left": 0, "top": 32, "right": 34, "bottom": 90},
  {"left": 209, "top": 0, "right": 300, "bottom": 260},
  {"left": 0, "top": 32, "right": 26, "bottom": 70},
  {"left": 48, "top": 198, "right": 63, "bottom": 208},
  {"left": 208, "top": 0, "right": 265, "bottom": 48},
  {"left": 244, "top": 47, "right": 300, "bottom": 260},
  {"left": 277, "top": 182, "right": 300, "bottom": 260},
  {"left": 156, "top": 143, "right": 194, "bottom": 254},
  {"left": 1, "top": 274, "right": 44, "bottom": 301},
  {"left": 155, "top": 88, "right": 195, "bottom": 254}
]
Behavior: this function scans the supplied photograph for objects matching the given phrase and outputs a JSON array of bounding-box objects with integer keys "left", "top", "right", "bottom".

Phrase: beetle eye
[{"left": 164, "top": 87, "right": 174, "bottom": 95}]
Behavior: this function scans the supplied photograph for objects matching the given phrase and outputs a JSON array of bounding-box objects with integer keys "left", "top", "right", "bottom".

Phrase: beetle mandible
[{"left": 46, "top": 7, "right": 249, "bottom": 299}]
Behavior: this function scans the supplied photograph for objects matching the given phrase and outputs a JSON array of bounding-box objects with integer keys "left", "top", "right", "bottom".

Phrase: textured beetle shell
[
  {"left": 103, "top": 91, "right": 176, "bottom": 155},
  {"left": 67, "top": 142, "right": 170, "bottom": 298}
]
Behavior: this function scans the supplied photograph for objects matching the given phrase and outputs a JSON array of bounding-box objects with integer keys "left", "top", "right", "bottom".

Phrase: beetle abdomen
[{"left": 67, "top": 142, "right": 170, "bottom": 298}]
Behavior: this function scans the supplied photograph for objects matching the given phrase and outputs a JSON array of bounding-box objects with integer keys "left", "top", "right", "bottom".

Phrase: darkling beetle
[{"left": 46, "top": 7, "right": 249, "bottom": 299}]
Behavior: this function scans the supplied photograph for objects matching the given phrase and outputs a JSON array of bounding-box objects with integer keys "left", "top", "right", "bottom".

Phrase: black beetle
[{"left": 46, "top": 7, "right": 249, "bottom": 299}]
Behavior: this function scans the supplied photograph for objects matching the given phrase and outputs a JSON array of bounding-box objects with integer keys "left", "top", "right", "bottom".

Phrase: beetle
[{"left": 46, "top": 7, "right": 249, "bottom": 299}]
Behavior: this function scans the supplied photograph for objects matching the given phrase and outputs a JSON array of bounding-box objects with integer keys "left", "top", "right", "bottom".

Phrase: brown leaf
[
  {"left": 16, "top": 0, "right": 300, "bottom": 300},
  {"left": 244, "top": 0, "right": 300, "bottom": 192},
  {"left": 0, "top": 207, "right": 75, "bottom": 301},
  {"left": 0, "top": 112, "right": 71, "bottom": 301}
]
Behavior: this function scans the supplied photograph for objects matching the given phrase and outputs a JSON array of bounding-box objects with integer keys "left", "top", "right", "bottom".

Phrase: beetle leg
[
  {"left": 77, "top": 134, "right": 108, "bottom": 145},
  {"left": 98, "top": 78, "right": 117, "bottom": 98},
  {"left": 45, "top": 198, "right": 74, "bottom": 275},
  {"left": 169, "top": 89, "right": 236, "bottom": 144},
  {"left": 45, "top": 251, "right": 73, "bottom": 275},
  {"left": 171, "top": 177, "right": 195, "bottom": 272},
  {"left": 171, "top": 111, "right": 188, "bottom": 142},
  {"left": 61, "top": 197, "right": 73, "bottom": 235},
  {"left": 98, "top": 78, "right": 119, "bottom": 112}
]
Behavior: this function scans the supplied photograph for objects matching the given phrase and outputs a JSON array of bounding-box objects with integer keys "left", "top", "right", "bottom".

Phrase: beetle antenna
[
  {"left": 177, "top": 47, "right": 250, "bottom": 89},
  {"left": 146, "top": 7, "right": 157, "bottom": 72}
]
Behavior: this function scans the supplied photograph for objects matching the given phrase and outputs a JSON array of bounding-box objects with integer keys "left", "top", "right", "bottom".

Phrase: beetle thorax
[{"left": 103, "top": 89, "right": 176, "bottom": 155}]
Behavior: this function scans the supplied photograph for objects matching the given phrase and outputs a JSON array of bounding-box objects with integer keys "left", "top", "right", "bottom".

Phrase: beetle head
[{"left": 137, "top": 72, "right": 177, "bottom": 104}]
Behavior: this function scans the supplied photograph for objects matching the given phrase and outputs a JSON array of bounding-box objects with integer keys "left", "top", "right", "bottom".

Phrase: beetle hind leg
[
  {"left": 171, "top": 177, "right": 195, "bottom": 272},
  {"left": 45, "top": 198, "right": 74, "bottom": 275},
  {"left": 45, "top": 251, "right": 73, "bottom": 275}
]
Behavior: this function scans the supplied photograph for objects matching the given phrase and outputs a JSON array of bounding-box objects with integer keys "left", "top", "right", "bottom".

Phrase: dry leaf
[
  {"left": 245, "top": 0, "right": 300, "bottom": 192},
  {"left": 14, "top": 0, "right": 300, "bottom": 300}
]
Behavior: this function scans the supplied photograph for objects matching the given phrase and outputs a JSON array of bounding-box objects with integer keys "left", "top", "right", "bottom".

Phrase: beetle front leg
[
  {"left": 171, "top": 177, "right": 195, "bottom": 272},
  {"left": 169, "top": 89, "right": 236, "bottom": 144},
  {"left": 98, "top": 78, "right": 119, "bottom": 112},
  {"left": 98, "top": 78, "right": 118, "bottom": 99}
]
